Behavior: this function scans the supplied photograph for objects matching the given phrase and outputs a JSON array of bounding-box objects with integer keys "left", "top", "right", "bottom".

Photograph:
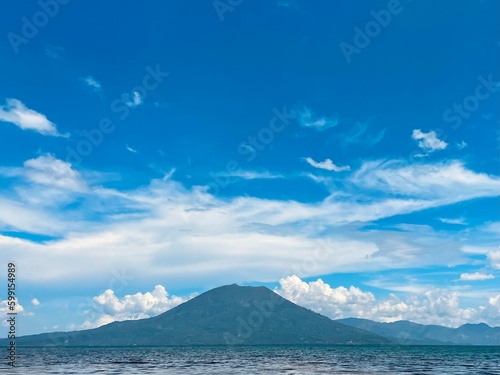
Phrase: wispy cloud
[
  {"left": 126, "top": 144, "right": 138, "bottom": 154},
  {"left": 456, "top": 140, "right": 467, "bottom": 150},
  {"left": 294, "top": 105, "right": 337, "bottom": 131},
  {"left": 228, "top": 170, "right": 284, "bottom": 180},
  {"left": 83, "top": 76, "right": 102, "bottom": 92},
  {"left": 22, "top": 154, "right": 87, "bottom": 192},
  {"left": 125, "top": 91, "right": 143, "bottom": 108},
  {"left": 439, "top": 217, "right": 467, "bottom": 225},
  {"left": 351, "top": 159, "right": 500, "bottom": 200},
  {"left": 45, "top": 45, "right": 65, "bottom": 59},
  {"left": 488, "top": 250, "right": 500, "bottom": 269},
  {"left": 0, "top": 98, "right": 68, "bottom": 137},
  {"left": 343, "top": 121, "right": 386, "bottom": 146},
  {"left": 412, "top": 129, "right": 448, "bottom": 152},
  {"left": 304, "top": 157, "right": 350, "bottom": 172},
  {"left": 1, "top": 156, "right": 499, "bottom": 302},
  {"left": 367, "top": 128, "right": 386, "bottom": 146},
  {"left": 277, "top": 0, "right": 299, "bottom": 8},
  {"left": 459, "top": 272, "right": 494, "bottom": 281},
  {"left": 0, "top": 153, "right": 88, "bottom": 210}
]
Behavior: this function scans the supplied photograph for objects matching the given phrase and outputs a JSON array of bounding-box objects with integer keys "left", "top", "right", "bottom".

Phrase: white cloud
[
  {"left": 487, "top": 250, "right": 500, "bottom": 269},
  {"left": 456, "top": 141, "right": 467, "bottom": 150},
  {"left": 83, "top": 76, "right": 102, "bottom": 91},
  {"left": 439, "top": 217, "right": 467, "bottom": 225},
  {"left": 294, "top": 106, "right": 337, "bottom": 131},
  {"left": 351, "top": 160, "right": 500, "bottom": 200},
  {"left": 0, "top": 199, "right": 70, "bottom": 235},
  {"left": 76, "top": 285, "right": 190, "bottom": 329},
  {"left": 461, "top": 245, "right": 492, "bottom": 254},
  {"left": 304, "top": 157, "right": 350, "bottom": 172},
  {"left": 0, "top": 157, "right": 498, "bottom": 290},
  {"left": 31, "top": 298, "right": 40, "bottom": 306},
  {"left": 126, "top": 144, "right": 138, "bottom": 154},
  {"left": 275, "top": 275, "right": 500, "bottom": 327},
  {"left": 459, "top": 272, "right": 495, "bottom": 281},
  {"left": 22, "top": 154, "right": 87, "bottom": 192},
  {"left": 481, "top": 222, "right": 500, "bottom": 233},
  {"left": 413, "top": 152, "right": 429, "bottom": 159},
  {"left": 412, "top": 129, "right": 447, "bottom": 152},
  {"left": 0, "top": 299, "right": 24, "bottom": 317},
  {"left": 0, "top": 155, "right": 90, "bottom": 231},
  {"left": 124, "top": 91, "right": 143, "bottom": 108},
  {"left": 0, "top": 98, "right": 68, "bottom": 137}
]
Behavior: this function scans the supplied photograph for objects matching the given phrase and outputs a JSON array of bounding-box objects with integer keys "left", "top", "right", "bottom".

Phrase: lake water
[{"left": 1, "top": 345, "right": 499, "bottom": 374}]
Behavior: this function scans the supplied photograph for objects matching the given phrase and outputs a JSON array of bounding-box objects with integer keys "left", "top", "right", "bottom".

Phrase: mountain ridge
[
  {"left": 3, "top": 284, "right": 391, "bottom": 347},
  {"left": 337, "top": 317, "right": 500, "bottom": 345}
]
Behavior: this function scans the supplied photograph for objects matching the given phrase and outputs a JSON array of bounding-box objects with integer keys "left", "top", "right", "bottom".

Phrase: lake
[{"left": 2, "top": 345, "right": 499, "bottom": 374}]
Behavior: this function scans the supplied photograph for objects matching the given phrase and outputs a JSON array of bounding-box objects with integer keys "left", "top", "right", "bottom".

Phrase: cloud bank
[{"left": 276, "top": 276, "right": 500, "bottom": 327}]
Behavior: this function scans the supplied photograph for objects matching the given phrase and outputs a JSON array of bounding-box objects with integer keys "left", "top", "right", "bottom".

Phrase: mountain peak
[{"left": 10, "top": 284, "right": 391, "bottom": 347}]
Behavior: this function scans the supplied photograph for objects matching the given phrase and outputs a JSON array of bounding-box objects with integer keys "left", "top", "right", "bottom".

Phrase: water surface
[{"left": 2, "top": 345, "right": 499, "bottom": 374}]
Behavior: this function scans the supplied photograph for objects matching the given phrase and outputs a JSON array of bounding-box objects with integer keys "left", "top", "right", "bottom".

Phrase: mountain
[
  {"left": 337, "top": 318, "right": 500, "bottom": 346},
  {"left": 7, "top": 285, "right": 391, "bottom": 346}
]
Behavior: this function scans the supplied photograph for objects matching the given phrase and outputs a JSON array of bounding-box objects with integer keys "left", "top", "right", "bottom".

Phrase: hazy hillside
[{"left": 337, "top": 318, "right": 500, "bottom": 345}]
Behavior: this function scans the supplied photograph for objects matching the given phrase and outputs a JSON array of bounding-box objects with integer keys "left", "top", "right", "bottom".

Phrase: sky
[{"left": 0, "top": 0, "right": 499, "bottom": 335}]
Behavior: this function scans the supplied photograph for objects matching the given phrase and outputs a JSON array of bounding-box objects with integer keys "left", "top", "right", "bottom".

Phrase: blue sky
[{"left": 0, "top": 0, "right": 499, "bottom": 335}]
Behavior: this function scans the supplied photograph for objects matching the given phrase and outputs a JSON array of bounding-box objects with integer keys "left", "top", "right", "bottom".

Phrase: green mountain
[
  {"left": 7, "top": 284, "right": 391, "bottom": 346},
  {"left": 337, "top": 318, "right": 500, "bottom": 346}
]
